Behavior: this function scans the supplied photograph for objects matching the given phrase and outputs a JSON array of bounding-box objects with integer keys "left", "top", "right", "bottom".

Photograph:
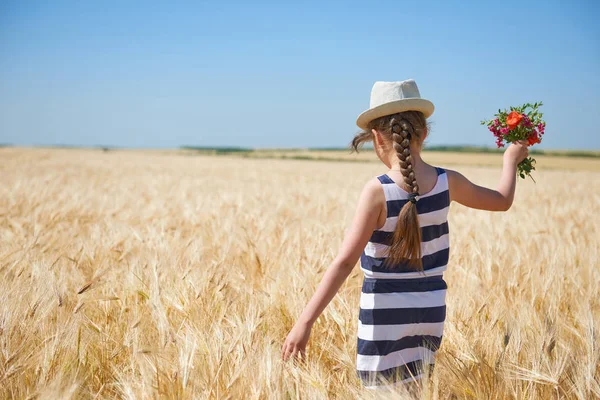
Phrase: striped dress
[{"left": 357, "top": 167, "right": 450, "bottom": 388}]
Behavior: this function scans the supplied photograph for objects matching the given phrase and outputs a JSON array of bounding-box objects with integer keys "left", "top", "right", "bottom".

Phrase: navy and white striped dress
[{"left": 357, "top": 167, "right": 450, "bottom": 388}]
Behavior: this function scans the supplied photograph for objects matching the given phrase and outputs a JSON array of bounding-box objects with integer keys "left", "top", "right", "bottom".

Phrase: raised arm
[
  {"left": 281, "top": 177, "right": 385, "bottom": 361},
  {"left": 446, "top": 141, "right": 529, "bottom": 211}
]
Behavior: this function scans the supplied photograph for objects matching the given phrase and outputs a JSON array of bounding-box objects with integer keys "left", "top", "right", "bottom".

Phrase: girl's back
[
  {"left": 361, "top": 166, "right": 450, "bottom": 279},
  {"left": 357, "top": 166, "right": 450, "bottom": 387}
]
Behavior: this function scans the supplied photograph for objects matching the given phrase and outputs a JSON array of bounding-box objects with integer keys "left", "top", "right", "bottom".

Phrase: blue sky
[{"left": 1, "top": 0, "right": 599, "bottom": 149}]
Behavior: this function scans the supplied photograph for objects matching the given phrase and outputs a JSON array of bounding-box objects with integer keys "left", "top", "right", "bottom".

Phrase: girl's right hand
[
  {"left": 281, "top": 322, "right": 312, "bottom": 361},
  {"left": 504, "top": 140, "right": 529, "bottom": 165}
]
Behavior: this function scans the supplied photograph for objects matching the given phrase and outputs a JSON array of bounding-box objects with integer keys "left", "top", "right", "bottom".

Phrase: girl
[{"left": 281, "top": 80, "right": 529, "bottom": 388}]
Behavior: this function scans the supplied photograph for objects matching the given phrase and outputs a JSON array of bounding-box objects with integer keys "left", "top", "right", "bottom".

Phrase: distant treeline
[
  {"left": 181, "top": 146, "right": 253, "bottom": 154},
  {"left": 3, "top": 144, "right": 598, "bottom": 158},
  {"left": 0, "top": 143, "right": 114, "bottom": 151},
  {"left": 181, "top": 145, "right": 600, "bottom": 158}
]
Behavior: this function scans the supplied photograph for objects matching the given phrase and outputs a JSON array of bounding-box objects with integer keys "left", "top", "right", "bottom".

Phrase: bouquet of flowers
[{"left": 481, "top": 102, "right": 546, "bottom": 179}]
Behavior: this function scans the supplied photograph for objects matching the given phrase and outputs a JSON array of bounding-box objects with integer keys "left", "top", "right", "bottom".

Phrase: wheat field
[{"left": 1, "top": 147, "right": 599, "bottom": 399}]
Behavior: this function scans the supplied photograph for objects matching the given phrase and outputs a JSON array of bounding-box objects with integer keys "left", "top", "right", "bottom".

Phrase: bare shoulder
[
  {"left": 357, "top": 176, "right": 386, "bottom": 229},
  {"left": 363, "top": 177, "right": 385, "bottom": 200},
  {"left": 361, "top": 176, "right": 385, "bottom": 204},
  {"left": 444, "top": 168, "right": 465, "bottom": 181},
  {"left": 356, "top": 176, "right": 386, "bottom": 218},
  {"left": 444, "top": 168, "right": 469, "bottom": 185},
  {"left": 442, "top": 169, "right": 469, "bottom": 202}
]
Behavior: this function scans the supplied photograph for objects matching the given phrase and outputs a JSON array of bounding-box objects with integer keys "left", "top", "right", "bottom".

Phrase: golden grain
[{"left": 0, "top": 148, "right": 599, "bottom": 399}]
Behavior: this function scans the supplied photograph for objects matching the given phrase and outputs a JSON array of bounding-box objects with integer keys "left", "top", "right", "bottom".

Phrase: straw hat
[{"left": 356, "top": 79, "right": 434, "bottom": 130}]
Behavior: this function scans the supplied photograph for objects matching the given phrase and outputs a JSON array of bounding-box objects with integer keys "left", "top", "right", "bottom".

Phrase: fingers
[
  {"left": 282, "top": 342, "right": 299, "bottom": 361},
  {"left": 281, "top": 342, "right": 286, "bottom": 360},
  {"left": 298, "top": 348, "right": 306, "bottom": 362},
  {"left": 281, "top": 342, "right": 306, "bottom": 362},
  {"left": 290, "top": 347, "right": 307, "bottom": 365},
  {"left": 282, "top": 342, "right": 292, "bottom": 361},
  {"left": 514, "top": 140, "right": 530, "bottom": 160},
  {"left": 289, "top": 347, "right": 299, "bottom": 360}
]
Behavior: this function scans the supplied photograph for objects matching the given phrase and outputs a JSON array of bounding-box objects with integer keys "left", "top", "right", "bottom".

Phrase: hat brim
[{"left": 356, "top": 99, "right": 434, "bottom": 130}]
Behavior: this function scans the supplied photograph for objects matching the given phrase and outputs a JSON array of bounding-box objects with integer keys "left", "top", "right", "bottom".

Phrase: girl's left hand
[{"left": 281, "top": 322, "right": 312, "bottom": 361}]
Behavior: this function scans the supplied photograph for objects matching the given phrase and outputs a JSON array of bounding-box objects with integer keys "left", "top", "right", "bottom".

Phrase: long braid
[
  {"left": 391, "top": 118, "right": 419, "bottom": 195},
  {"left": 386, "top": 116, "right": 423, "bottom": 269}
]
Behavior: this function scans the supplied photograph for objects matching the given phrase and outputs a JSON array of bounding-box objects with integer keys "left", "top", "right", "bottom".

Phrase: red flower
[
  {"left": 506, "top": 111, "right": 523, "bottom": 131},
  {"left": 527, "top": 132, "right": 541, "bottom": 146}
]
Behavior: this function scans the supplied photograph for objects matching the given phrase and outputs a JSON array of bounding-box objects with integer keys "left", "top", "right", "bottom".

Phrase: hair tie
[{"left": 408, "top": 192, "right": 419, "bottom": 204}]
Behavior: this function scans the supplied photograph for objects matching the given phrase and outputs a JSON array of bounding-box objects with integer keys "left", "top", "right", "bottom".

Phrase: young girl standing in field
[{"left": 281, "top": 80, "right": 529, "bottom": 388}]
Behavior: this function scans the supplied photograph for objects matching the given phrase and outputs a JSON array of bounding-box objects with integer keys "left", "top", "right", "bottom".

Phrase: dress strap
[{"left": 377, "top": 174, "right": 395, "bottom": 185}]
